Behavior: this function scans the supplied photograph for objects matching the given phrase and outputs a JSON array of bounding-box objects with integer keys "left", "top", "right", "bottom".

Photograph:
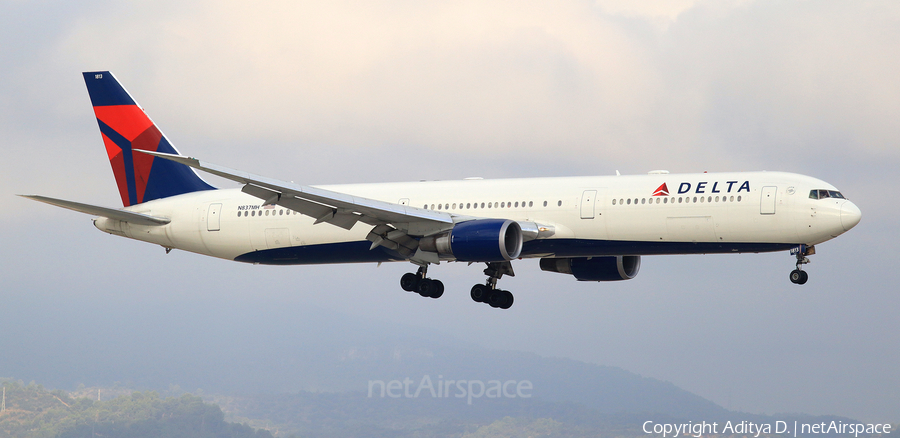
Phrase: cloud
[{"left": 42, "top": 0, "right": 897, "bottom": 181}]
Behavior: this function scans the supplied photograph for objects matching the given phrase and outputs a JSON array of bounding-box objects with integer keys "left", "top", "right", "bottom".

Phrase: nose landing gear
[{"left": 789, "top": 245, "right": 814, "bottom": 285}]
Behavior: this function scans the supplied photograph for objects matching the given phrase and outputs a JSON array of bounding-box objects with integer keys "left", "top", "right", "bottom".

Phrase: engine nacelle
[
  {"left": 419, "top": 219, "right": 523, "bottom": 262},
  {"left": 539, "top": 256, "right": 641, "bottom": 281}
]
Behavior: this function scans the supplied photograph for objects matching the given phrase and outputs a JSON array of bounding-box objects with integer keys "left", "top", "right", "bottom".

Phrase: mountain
[{"left": 0, "top": 299, "right": 728, "bottom": 420}]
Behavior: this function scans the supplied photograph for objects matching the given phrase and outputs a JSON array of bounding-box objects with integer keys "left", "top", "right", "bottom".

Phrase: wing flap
[{"left": 138, "top": 150, "right": 454, "bottom": 234}]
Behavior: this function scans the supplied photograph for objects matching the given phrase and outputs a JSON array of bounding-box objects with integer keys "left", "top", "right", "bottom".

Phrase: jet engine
[
  {"left": 419, "top": 219, "right": 523, "bottom": 262},
  {"left": 539, "top": 255, "right": 641, "bottom": 281}
]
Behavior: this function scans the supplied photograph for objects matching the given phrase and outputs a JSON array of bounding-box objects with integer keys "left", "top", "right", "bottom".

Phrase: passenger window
[
  {"left": 613, "top": 199, "right": 617, "bottom": 205},
  {"left": 251, "top": 211, "right": 255, "bottom": 216},
  {"left": 543, "top": 201, "right": 548, "bottom": 207},
  {"left": 528, "top": 201, "right": 533, "bottom": 207},
  {"left": 627, "top": 199, "right": 631, "bottom": 205},
  {"left": 515, "top": 202, "right": 519, "bottom": 207},
  {"left": 501, "top": 202, "right": 505, "bottom": 208},
  {"left": 452, "top": 203, "right": 457, "bottom": 209},
  {"left": 481, "top": 203, "right": 485, "bottom": 208},
  {"left": 663, "top": 198, "right": 668, "bottom": 204},
  {"left": 237, "top": 212, "right": 241, "bottom": 217},
  {"left": 693, "top": 197, "right": 697, "bottom": 203},
  {"left": 558, "top": 200, "right": 562, "bottom": 206},
  {"left": 641, "top": 198, "right": 645, "bottom": 204},
  {"left": 737, "top": 196, "right": 742, "bottom": 202}
]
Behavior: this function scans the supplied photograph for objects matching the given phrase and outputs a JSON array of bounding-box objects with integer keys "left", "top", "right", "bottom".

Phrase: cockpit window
[{"left": 809, "top": 189, "right": 846, "bottom": 200}]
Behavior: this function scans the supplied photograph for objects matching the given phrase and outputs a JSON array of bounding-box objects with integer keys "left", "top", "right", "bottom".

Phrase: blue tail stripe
[{"left": 97, "top": 119, "right": 138, "bottom": 205}]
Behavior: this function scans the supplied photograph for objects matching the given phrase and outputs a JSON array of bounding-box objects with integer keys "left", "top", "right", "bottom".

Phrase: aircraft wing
[
  {"left": 137, "top": 150, "right": 456, "bottom": 235},
  {"left": 19, "top": 195, "right": 171, "bottom": 226}
]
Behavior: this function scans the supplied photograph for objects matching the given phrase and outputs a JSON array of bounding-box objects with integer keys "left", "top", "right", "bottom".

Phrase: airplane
[{"left": 21, "top": 71, "right": 862, "bottom": 309}]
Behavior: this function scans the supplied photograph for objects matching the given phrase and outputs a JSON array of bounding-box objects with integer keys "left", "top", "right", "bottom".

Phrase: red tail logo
[{"left": 652, "top": 183, "right": 669, "bottom": 196}]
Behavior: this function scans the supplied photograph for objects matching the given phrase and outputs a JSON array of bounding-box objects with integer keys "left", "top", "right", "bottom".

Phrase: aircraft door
[
  {"left": 580, "top": 190, "right": 597, "bottom": 219},
  {"left": 207, "top": 203, "right": 222, "bottom": 231},
  {"left": 760, "top": 186, "right": 777, "bottom": 215}
]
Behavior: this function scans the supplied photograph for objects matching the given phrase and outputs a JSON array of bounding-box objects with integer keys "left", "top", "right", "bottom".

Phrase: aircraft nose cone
[{"left": 840, "top": 200, "right": 861, "bottom": 231}]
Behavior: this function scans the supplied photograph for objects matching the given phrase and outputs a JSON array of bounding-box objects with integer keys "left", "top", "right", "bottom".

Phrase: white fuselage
[{"left": 94, "top": 171, "right": 860, "bottom": 265}]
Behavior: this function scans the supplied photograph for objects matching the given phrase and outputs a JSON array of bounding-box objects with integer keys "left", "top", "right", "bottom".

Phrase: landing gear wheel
[
  {"left": 415, "top": 278, "right": 432, "bottom": 297},
  {"left": 499, "top": 290, "right": 513, "bottom": 309},
  {"left": 428, "top": 280, "right": 444, "bottom": 298},
  {"left": 415, "top": 278, "right": 444, "bottom": 298},
  {"left": 789, "top": 269, "right": 809, "bottom": 285},
  {"left": 470, "top": 284, "right": 491, "bottom": 303},
  {"left": 400, "top": 273, "right": 418, "bottom": 292},
  {"left": 486, "top": 290, "right": 514, "bottom": 309}
]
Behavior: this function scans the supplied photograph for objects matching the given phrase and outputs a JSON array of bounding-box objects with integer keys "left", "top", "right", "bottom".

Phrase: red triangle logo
[{"left": 652, "top": 183, "right": 669, "bottom": 196}]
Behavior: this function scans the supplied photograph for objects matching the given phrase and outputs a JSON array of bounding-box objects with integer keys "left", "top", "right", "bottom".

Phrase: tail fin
[{"left": 83, "top": 71, "right": 215, "bottom": 207}]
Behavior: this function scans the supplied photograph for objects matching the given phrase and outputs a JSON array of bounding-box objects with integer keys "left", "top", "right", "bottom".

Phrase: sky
[{"left": 2, "top": 0, "right": 899, "bottom": 423}]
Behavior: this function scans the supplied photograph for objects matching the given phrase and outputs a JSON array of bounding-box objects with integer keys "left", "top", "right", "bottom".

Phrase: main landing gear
[
  {"left": 469, "top": 262, "right": 515, "bottom": 310},
  {"left": 398, "top": 262, "right": 515, "bottom": 309},
  {"left": 400, "top": 265, "right": 444, "bottom": 298},
  {"left": 789, "top": 245, "right": 815, "bottom": 285}
]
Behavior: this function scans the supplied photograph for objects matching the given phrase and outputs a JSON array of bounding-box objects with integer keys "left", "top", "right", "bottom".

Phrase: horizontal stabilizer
[{"left": 19, "top": 195, "right": 170, "bottom": 226}]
